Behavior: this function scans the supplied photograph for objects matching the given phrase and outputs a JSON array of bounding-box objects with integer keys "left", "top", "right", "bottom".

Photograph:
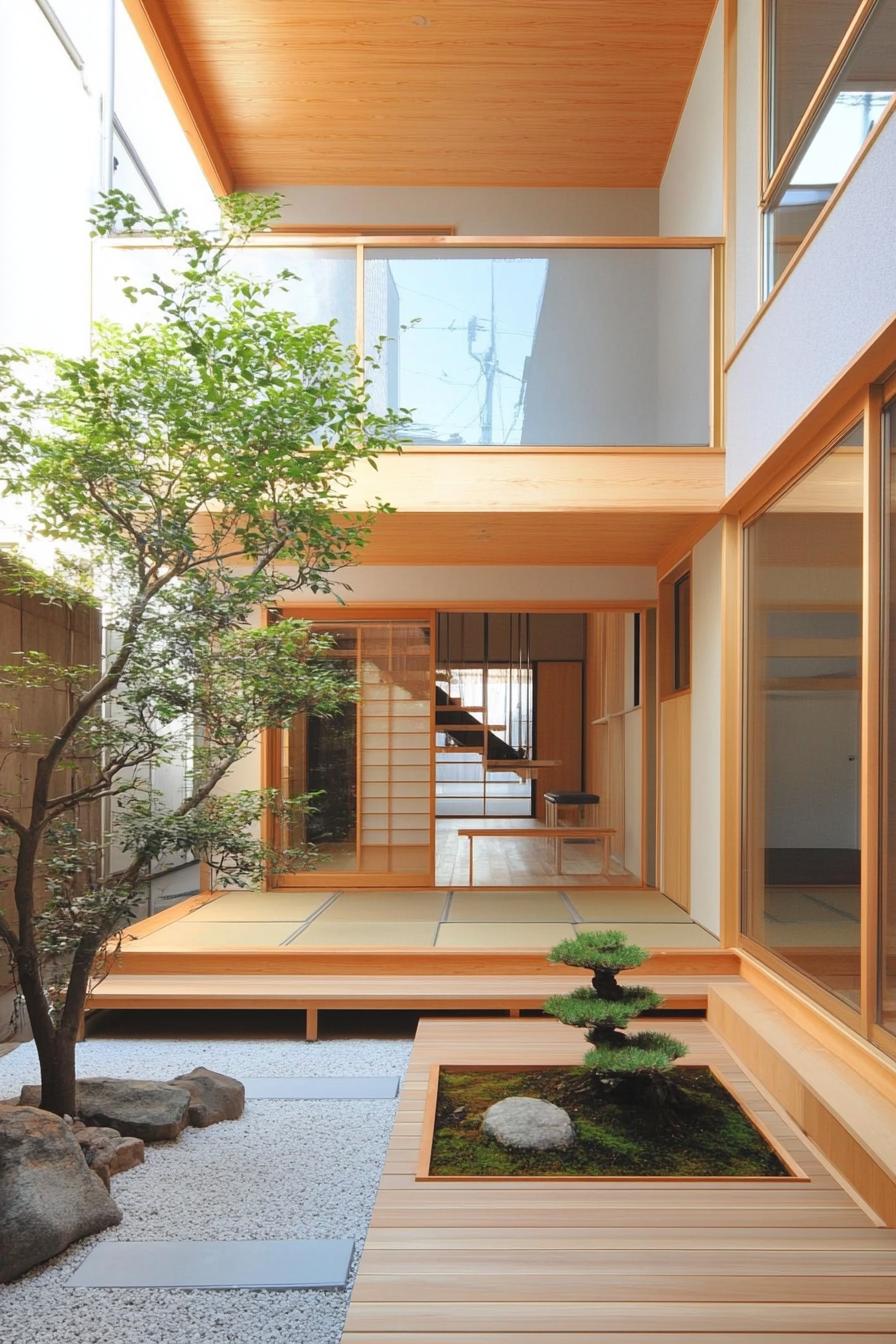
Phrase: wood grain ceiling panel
[
  {"left": 131, "top": 1, "right": 717, "bottom": 188},
  {"left": 355, "top": 511, "right": 710, "bottom": 565}
]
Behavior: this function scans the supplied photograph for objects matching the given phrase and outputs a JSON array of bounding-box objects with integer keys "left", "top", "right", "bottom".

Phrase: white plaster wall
[
  {"left": 268, "top": 186, "right": 659, "bottom": 237},
  {"left": 732, "top": 0, "right": 764, "bottom": 345},
  {"left": 689, "top": 523, "right": 723, "bottom": 935},
  {"left": 726, "top": 110, "right": 896, "bottom": 493},
  {"left": 0, "top": 1, "right": 98, "bottom": 355},
  {"left": 293, "top": 565, "right": 659, "bottom": 605},
  {"left": 659, "top": 2, "right": 724, "bottom": 237}
]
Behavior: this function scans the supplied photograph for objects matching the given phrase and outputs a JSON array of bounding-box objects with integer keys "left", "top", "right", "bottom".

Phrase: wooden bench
[{"left": 457, "top": 826, "right": 616, "bottom": 884}]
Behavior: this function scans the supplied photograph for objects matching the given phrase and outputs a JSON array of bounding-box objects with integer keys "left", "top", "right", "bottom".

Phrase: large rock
[
  {"left": 0, "top": 1104, "right": 121, "bottom": 1282},
  {"left": 71, "top": 1122, "right": 145, "bottom": 1188},
  {"left": 482, "top": 1096, "right": 576, "bottom": 1151},
  {"left": 169, "top": 1067, "right": 245, "bottom": 1128},
  {"left": 19, "top": 1078, "right": 191, "bottom": 1142}
]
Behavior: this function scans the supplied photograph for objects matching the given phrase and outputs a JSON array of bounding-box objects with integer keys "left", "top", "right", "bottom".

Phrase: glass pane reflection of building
[{"left": 742, "top": 422, "right": 864, "bottom": 1009}]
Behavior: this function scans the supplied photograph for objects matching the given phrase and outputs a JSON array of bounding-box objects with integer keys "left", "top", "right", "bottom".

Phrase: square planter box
[{"left": 417, "top": 1063, "right": 808, "bottom": 1182}]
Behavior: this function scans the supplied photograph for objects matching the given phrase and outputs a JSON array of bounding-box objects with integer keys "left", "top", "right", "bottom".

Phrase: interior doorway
[{"left": 434, "top": 609, "right": 654, "bottom": 888}]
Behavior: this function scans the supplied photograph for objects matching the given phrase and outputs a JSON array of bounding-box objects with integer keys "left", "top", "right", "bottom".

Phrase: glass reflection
[
  {"left": 364, "top": 249, "right": 711, "bottom": 447},
  {"left": 742, "top": 424, "right": 864, "bottom": 1008}
]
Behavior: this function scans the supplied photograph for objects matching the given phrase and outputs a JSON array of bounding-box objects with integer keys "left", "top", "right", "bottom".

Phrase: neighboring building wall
[
  {"left": 726, "top": 111, "right": 896, "bottom": 493},
  {"left": 658, "top": 1, "right": 725, "bottom": 237},
  {"left": 689, "top": 524, "right": 723, "bottom": 936},
  {"left": 269, "top": 186, "right": 659, "bottom": 237},
  {"left": 0, "top": 564, "right": 102, "bottom": 1040}
]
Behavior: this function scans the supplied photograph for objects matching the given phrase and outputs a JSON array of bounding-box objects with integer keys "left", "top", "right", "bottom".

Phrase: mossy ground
[{"left": 430, "top": 1066, "right": 789, "bottom": 1178}]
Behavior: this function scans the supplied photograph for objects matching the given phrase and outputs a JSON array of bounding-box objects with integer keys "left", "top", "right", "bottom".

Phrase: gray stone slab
[
  {"left": 243, "top": 1076, "right": 400, "bottom": 1099},
  {"left": 69, "top": 1238, "right": 354, "bottom": 1289}
]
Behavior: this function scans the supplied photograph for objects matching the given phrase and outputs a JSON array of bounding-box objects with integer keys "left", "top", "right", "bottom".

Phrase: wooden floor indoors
[
  {"left": 435, "top": 816, "right": 640, "bottom": 887},
  {"left": 341, "top": 1016, "right": 896, "bottom": 1343}
]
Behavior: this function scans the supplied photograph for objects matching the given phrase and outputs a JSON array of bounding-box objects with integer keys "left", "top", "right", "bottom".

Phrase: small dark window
[{"left": 673, "top": 574, "right": 691, "bottom": 692}]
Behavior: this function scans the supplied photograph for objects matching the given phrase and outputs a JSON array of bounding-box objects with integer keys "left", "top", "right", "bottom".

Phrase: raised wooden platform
[
  {"left": 85, "top": 972, "right": 736, "bottom": 1041},
  {"left": 341, "top": 1016, "right": 896, "bottom": 1343}
]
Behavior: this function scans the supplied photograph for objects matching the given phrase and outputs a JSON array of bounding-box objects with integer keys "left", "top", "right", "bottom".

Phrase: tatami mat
[
  {"left": 446, "top": 891, "right": 572, "bottom": 922},
  {"left": 435, "top": 921, "right": 575, "bottom": 949},
  {"left": 133, "top": 922, "right": 300, "bottom": 949},
  {"left": 762, "top": 919, "right": 860, "bottom": 947},
  {"left": 568, "top": 890, "right": 693, "bottom": 922},
  {"left": 307, "top": 893, "right": 446, "bottom": 922},
  {"left": 189, "top": 892, "right": 332, "bottom": 922},
  {"left": 575, "top": 921, "right": 719, "bottom": 948},
  {"left": 288, "top": 920, "right": 439, "bottom": 947}
]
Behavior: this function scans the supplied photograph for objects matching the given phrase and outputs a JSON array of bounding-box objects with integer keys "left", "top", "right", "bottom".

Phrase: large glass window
[
  {"left": 768, "top": 0, "right": 863, "bottom": 173},
  {"left": 742, "top": 424, "right": 864, "bottom": 1009},
  {"left": 764, "top": 0, "right": 896, "bottom": 292}
]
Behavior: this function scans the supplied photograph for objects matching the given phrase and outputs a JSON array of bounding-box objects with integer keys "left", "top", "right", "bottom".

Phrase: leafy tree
[
  {"left": 544, "top": 930, "right": 687, "bottom": 1104},
  {"left": 0, "top": 190, "right": 408, "bottom": 1116}
]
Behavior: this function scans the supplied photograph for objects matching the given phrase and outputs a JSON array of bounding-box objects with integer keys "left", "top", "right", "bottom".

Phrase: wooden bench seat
[{"left": 457, "top": 826, "right": 616, "bottom": 884}]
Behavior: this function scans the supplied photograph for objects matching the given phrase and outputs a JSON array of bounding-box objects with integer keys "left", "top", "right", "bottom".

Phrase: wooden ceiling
[
  {"left": 356, "top": 511, "right": 711, "bottom": 566},
  {"left": 126, "top": 0, "right": 718, "bottom": 191}
]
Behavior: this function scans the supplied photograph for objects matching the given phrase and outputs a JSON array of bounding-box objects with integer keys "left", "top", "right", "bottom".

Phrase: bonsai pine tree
[
  {"left": 0, "top": 189, "right": 408, "bottom": 1117},
  {"left": 544, "top": 930, "right": 687, "bottom": 1103}
]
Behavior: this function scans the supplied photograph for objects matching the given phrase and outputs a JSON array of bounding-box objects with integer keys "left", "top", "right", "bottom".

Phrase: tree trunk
[
  {"left": 37, "top": 1027, "right": 78, "bottom": 1117},
  {"left": 13, "top": 942, "right": 80, "bottom": 1118}
]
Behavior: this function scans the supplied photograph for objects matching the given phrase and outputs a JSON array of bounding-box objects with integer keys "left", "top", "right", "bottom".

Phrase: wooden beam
[{"left": 122, "top": 0, "right": 234, "bottom": 196}]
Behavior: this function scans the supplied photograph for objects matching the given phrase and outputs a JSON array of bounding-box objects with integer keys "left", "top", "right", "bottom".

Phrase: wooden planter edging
[{"left": 416, "top": 1062, "right": 810, "bottom": 1183}]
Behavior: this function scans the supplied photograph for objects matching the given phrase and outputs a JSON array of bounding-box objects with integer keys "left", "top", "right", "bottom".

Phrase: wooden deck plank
[
  {"left": 341, "top": 1016, "right": 891, "bottom": 1342},
  {"left": 86, "top": 973, "right": 736, "bottom": 1027}
]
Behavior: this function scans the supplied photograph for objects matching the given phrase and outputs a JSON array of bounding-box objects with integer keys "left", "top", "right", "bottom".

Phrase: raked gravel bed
[{"left": 0, "top": 1033, "right": 412, "bottom": 1344}]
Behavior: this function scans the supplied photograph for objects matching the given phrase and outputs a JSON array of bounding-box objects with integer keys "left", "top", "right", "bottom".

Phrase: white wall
[
  {"left": 288, "top": 565, "right": 659, "bottom": 605},
  {"left": 0, "top": 1, "right": 99, "bottom": 356},
  {"left": 732, "top": 0, "right": 763, "bottom": 345},
  {"left": 268, "top": 185, "right": 659, "bottom": 237},
  {"left": 659, "top": 2, "right": 724, "bottom": 237},
  {"left": 726, "top": 109, "right": 896, "bottom": 493},
  {"left": 689, "top": 523, "right": 723, "bottom": 935}
]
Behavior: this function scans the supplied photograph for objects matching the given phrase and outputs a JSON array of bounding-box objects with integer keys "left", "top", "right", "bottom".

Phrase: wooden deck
[
  {"left": 341, "top": 1017, "right": 896, "bottom": 1343},
  {"left": 85, "top": 972, "right": 735, "bottom": 1040}
]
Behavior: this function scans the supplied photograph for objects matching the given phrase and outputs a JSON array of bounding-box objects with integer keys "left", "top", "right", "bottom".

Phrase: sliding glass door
[{"left": 741, "top": 423, "right": 864, "bottom": 1010}]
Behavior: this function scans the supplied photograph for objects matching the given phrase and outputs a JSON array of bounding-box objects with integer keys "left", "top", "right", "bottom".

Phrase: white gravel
[{"left": 0, "top": 1034, "right": 412, "bottom": 1344}]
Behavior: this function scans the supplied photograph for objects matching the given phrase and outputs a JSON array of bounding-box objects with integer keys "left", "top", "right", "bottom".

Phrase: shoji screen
[
  {"left": 280, "top": 617, "right": 433, "bottom": 886},
  {"left": 358, "top": 623, "right": 432, "bottom": 877}
]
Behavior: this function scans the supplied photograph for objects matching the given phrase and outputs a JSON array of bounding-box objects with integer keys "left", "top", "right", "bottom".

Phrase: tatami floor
[{"left": 129, "top": 887, "right": 719, "bottom": 952}]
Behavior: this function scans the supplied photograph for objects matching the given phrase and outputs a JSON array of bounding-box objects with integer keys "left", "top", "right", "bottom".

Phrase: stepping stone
[
  {"left": 69, "top": 1238, "right": 354, "bottom": 1289},
  {"left": 243, "top": 1076, "right": 400, "bottom": 1100}
]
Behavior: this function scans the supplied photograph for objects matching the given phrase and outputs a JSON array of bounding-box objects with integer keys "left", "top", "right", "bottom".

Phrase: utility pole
[{"left": 468, "top": 259, "right": 497, "bottom": 445}]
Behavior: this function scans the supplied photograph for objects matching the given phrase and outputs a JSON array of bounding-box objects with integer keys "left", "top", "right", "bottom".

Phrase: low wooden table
[{"left": 457, "top": 826, "right": 616, "bottom": 884}]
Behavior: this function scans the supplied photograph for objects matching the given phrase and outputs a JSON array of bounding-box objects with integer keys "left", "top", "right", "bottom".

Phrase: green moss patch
[{"left": 429, "top": 1066, "right": 790, "bottom": 1178}]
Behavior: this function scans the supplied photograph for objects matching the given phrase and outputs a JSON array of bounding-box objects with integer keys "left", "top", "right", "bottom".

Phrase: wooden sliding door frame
[{"left": 730, "top": 381, "right": 896, "bottom": 1057}]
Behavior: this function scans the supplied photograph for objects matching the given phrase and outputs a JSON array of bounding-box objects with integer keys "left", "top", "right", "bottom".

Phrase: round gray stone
[{"left": 481, "top": 1095, "right": 575, "bottom": 1151}]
